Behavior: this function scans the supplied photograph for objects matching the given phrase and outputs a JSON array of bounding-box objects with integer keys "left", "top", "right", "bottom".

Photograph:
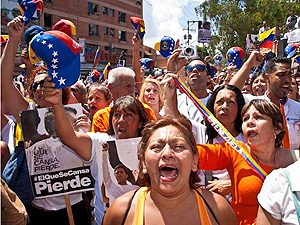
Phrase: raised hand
[
  {"left": 43, "top": 76, "right": 62, "bottom": 106},
  {"left": 7, "top": 16, "right": 24, "bottom": 41}
]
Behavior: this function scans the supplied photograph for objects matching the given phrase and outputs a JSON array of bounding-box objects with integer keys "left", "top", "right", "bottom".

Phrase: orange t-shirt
[
  {"left": 92, "top": 103, "right": 156, "bottom": 133},
  {"left": 197, "top": 141, "right": 274, "bottom": 225}
]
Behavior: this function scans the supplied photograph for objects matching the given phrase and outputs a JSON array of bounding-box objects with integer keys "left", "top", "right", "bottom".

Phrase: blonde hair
[{"left": 139, "top": 78, "right": 163, "bottom": 110}]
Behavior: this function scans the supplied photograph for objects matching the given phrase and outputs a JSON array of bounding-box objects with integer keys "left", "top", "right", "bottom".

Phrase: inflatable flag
[
  {"left": 226, "top": 47, "right": 245, "bottom": 69},
  {"left": 18, "top": 0, "right": 44, "bottom": 25},
  {"left": 1, "top": 35, "right": 9, "bottom": 47},
  {"left": 140, "top": 58, "right": 154, "bottom": 69},
  {"left": 130, "top": 16, "right": 145, "bottom": 39},
  {"left": 153, "top": 36, "right": 175, "bottom": 59}
]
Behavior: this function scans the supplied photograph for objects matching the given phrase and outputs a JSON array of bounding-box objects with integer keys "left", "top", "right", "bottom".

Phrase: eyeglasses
[
  {"left": 185, "top": 64, "right": 207, "bottom": 73},
  {"left": 30, "top": 80, "right": 44, "bottom": 92}
]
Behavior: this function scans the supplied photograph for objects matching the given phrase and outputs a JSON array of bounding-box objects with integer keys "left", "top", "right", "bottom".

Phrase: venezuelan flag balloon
[
  {"left": 18, "top": 0, "right": 44, "bottom": 25},
  {"left": 130, "top": 16, "right": 145, "bottom": 39},
  {"left": 226, "top": 47, "right": 245, "bottom": 69}
]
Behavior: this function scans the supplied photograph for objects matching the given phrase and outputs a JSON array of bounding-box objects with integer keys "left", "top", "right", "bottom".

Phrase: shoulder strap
[
  {"left": 121, "top": 188, "right": 140, "bottom": 225},
  {"left": 282, "top": 168, "right": 300, "bottom": 224},
  {"left": 194, "top": 189, "right": 219, "bottom": 225}
]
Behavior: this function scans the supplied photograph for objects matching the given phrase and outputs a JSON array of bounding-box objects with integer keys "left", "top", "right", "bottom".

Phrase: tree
[{"left": 195, "top": 0, "right": 300, "bottom": 56}]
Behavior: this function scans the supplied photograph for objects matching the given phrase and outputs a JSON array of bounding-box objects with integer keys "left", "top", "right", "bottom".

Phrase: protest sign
[
  {"left": 246, "top": 34, "right": 260, "bottom": 53},
  {"left": 21, "top": 104, "right": 94, "bottom": 199}
]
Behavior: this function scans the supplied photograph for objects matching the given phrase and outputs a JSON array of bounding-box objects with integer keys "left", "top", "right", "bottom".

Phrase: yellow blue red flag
[
  {"left": 101, "top": 62, "right": 112, "bottom": 80},
  {"left": 259, "top": 27, "right": 276, "bottom": 49}
]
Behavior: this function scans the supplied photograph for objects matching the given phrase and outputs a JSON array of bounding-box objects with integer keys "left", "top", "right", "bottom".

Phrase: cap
[
  {"left": 140, "top": 58, "right": 154, "bottom": 69},
  {"left": 18, "top": 0, "right": 44, "bottom": 25},
  {"left": 28, "top": 30, "right": 82, "bottom": 88},
  {"left": 130, "top": 16, "right": 145, "bottom": 39},
  {"left": 153, "top": 36, "right": 175, "bottom": 58},
  {"left": 52, "top": 19, "right": 76, "bottom": 37},
  {"left": 226, "top": 47, "right": 245, "bottom": 69},
  {"left": 24, "top": 25, "right": 44, "bottom": 45},
  {"left": 284, "top": 44, "right": 299, "bottom": 59}
]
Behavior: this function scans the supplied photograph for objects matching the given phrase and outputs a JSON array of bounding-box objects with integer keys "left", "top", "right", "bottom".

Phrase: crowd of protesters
[{"left": 1, "top": 8, "right": 300, "bottom": 225}]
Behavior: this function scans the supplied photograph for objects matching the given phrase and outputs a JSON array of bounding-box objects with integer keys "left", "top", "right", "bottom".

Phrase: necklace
[{"left": 252, "top": 148, "right": 277, "bottom": 170}]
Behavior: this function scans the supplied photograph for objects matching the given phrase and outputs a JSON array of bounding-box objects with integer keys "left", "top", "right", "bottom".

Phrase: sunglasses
[
  {"left": 185, "top": 64, "right": 207, "bottom": 73},
  {"left": 30, "top": 80, "right": 44, "bottom": 92}
]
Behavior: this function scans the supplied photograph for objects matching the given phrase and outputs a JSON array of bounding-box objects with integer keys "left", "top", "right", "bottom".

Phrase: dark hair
[
  {"left": 44, "top": 107, "right": 77, "bottom": 136},
  {"left": 29, "top": 66, "right": 70, "bottom": 105},
  {"left": 265, "top": 57, "right": 291, "bottom": 74},
  {"left": 205, "top": 84, "right": 245, "bottom": 140},
  {"left": 137, "top": 116, "right": 200, "bottom": 188},
  {"left": 241, "top": 99, "right": 285, "bottom": 147},
  {"left": 250, "top": 70, "right": 266, "bottom": 95},
  {"left": 114, "top": 164, "right": 128, "bottom": 174},
  {"left": 185, "top": 58, "right": 211, "bottom": 77},
  {"left": 107, "top": 96, "right": 149, "bottom": 136}
]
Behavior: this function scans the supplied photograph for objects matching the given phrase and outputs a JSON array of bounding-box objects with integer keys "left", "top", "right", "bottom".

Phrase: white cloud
[{"left": 143, "top": 0, "right": 203, "bottom": 48}]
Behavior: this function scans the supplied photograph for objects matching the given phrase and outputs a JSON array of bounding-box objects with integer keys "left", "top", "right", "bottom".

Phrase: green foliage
[{"left": 195, "top": 0, "right": 299, "bottom": 55}]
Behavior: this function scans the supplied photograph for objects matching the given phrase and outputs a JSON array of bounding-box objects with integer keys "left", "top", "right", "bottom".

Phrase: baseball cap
[
  {"left": 284, "top": 44, "right": 299, "bottom": 59},
  {"left": 226, "top": 47, "right": 245, "bottom": 69},
  {"left": 140, "top": 58, "right": 154, "bottom": 69},
  {"left": 153, "top": 36, "right": 175, "bottom": 58},
  {"left": 130, "top": 16, "right": 145, "bottom": 39},
  {"left": 18, "top": 0, "right": 44, "bottom": 25},
  {"left": 28, "top": 30, "right": 82, "bottom": 88},
  {"left": 52, "top": 19, "right": 76, "bottom": 38},
  {"left": 24, "top": 25, "right": 44, "bottom": 45}
]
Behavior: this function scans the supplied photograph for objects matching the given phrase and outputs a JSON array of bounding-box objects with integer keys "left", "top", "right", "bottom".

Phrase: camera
[{"left": 179, "top": 45, "right": 197, "bottom": 58}]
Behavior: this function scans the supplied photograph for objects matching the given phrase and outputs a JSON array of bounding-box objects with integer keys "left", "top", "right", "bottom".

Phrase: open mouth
[
  {"left": 247, "top": 130, "right": 257, "bottom": 138},
  {"left": 159, "top": 165, "right": 178, "bottom": 181}
]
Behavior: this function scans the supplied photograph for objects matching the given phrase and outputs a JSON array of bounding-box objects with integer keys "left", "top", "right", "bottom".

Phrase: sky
[{"left": 143, "top": 0, "right": 205, "bottom": 48}]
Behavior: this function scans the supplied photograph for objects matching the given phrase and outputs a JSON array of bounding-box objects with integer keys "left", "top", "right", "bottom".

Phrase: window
[
  {"left": 44, "top": 13, "right": 52, "bottom": 28},
  {"left": 89, "top": 24, "right": 99, "bottom": 36},
  {"left": 109, "top": 9, "right": 115, "bottom": 17},
  {"left": 44, "top": 0, "right": 52, "bottom": 3},
  {"left": 103, "top": 7, "right": 108, "bottom": 15},
  {"left": 88, "top": 2, "right": 98, "bottom": 14},
  {"left": 104, "top": 27, "right": 109, "bottom": 35},
  {"left": 119, "top": 30, "right": 126, "bottom": 41},
  {"left": 118, "top": 12, "right": 126, "bottom": 23},
  {"left": 110, "top": 28, "right": 115, "bottom": 37}
]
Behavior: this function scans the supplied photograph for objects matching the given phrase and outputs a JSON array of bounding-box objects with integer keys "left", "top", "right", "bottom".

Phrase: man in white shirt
[
  {"left": 230, "top": 51, "right": 300, "bottom": 150},
  {"left": 259, "top": 21, "right": 270, "bottom": 34}
]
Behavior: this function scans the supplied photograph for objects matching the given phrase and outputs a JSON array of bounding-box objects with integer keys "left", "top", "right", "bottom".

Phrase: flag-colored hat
[
  {"left": 153, "top": 36, "right": 175, "bottom": 58},
  {"left": 210, "top": 64, "right": 218, "bottom": 78},
  {"left": 140, "top": 58, "right": 154, "bottom": 69},
  {"left": 28, "top": 30, "right": 82, "bottom": 88},
  {"left": 1, "top": 35, "right": 9, "bottom": 47},
  {"left": 226, "top": 47, "right": 245, "bottom": 69},
  {"left": 52, "top": 19, "right": 76, "bottom": 38},
  {"left": 213, "top": 54, "right": 222, "bottom": 64},
  {"left": 24, "top": 25, "right": 44, "bottom": 45},
  {"left": 18, "top": 0, "right": 44, "bottom": 25},
  {"left": 130, "top": 16, "right": 145, "bottom": 39},
  {"left": 90, "top": 70, "right": 100, "bottom": 82},
  {"left": 284, "top": 43, "right": 299, "bottom": 59}
]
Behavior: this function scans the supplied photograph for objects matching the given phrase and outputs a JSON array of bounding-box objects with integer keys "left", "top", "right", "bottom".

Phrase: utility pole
[{"left": 185, "top": 20, "right": 201, "bottom": 45}]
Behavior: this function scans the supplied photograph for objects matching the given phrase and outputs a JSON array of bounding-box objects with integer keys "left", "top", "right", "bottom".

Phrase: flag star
[
  {"left": 52, "top": 58, "right": 58, "bottom": 64},
  {"left": 52, "top": 51, "right": 58, "bottom": 57},
  {"left": 58, "top": 77, "right": 66, "bottom": 85},
  {"left": 48, "top": 43, "right": 53, "bottom": 49},
  {"left": 52, "top": 71, "right": 58, "bottom": 78},
  {"left": 51, "top": 64, "right": 58, "bottom": 69},
  {"left": 36, "top": 39, "right": 40, "bottom": 42},
  {"left": 42, "top": 40, "right": 46, "bottom": 45}
]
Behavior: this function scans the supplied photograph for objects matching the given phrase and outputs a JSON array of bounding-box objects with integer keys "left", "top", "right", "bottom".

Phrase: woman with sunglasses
[{"left": 166, "top": 49, "right": 212, "bottom": 123}]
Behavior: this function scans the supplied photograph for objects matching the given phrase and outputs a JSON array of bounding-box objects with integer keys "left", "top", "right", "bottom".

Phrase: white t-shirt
[
  {"left": 258, "top": 159, "right": 300, "bottom": 224},
  {"left": 1, "top": 118, "right": 15, "bottom": 154},
  {"left": 243, "top": 94, "right": 300, "bottom": 150},
  {"left": 26, "top": 137, "right": 84, "bottom": 210},
  {"left": 86, "top": 132, "right": 114, "bottom": 225},
  {"left": 177, "top": 92, "right": 211, "bottom": 123}
]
